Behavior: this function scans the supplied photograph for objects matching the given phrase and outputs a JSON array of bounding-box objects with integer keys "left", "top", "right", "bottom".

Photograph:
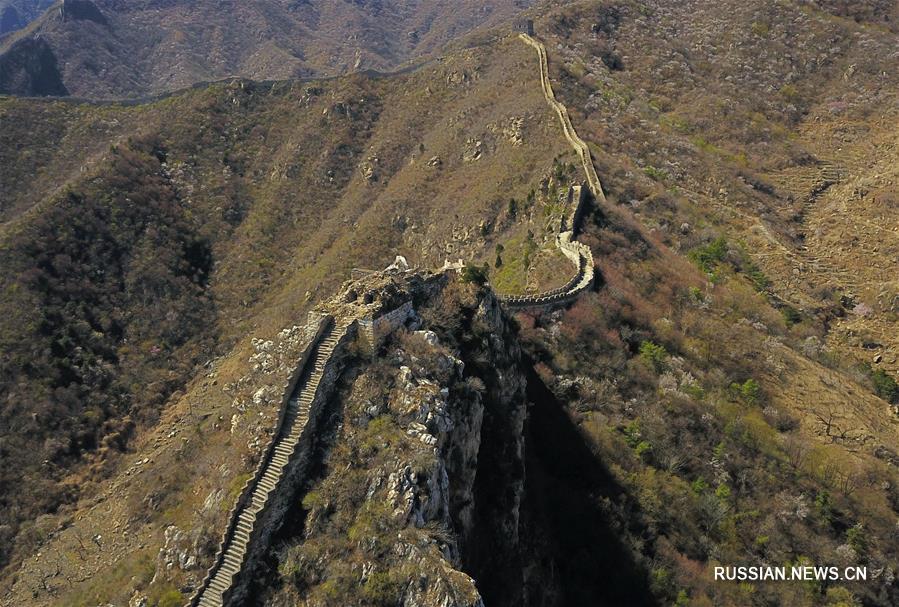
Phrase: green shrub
[
  {"left": 635, "top": 440, "right": 653, "bottom": 460},
  {"left": 825, "top": 586, "right": 861, "bottom": 607},
  {"left": 461, "top": 264, "right": 489, "bottom": 286},
  {"left": 846, "top": 523, "right": 868, "bottom": 559},
  {"left": 780, "top": 84, "right": 801, "bottom": 103},
  {"left": 362, "top": 571, "right": 402, "bottom": 606},
  {"left": 624, "top": 420, "right": 643, "bottom": 448},
  {"left": 743, "top": 260, "right": 770, "bottom": 292},
  {"left": 157, "top": 590, "right": 185, "bottom": 607},
  {"left": 870, "top": 368, "right": 899, "bottom": 403},
  {"left": 688, "top": 237, "right": 728, "bottom": 275},
  {"left": 643, "top": 166, "right": 669, "bottom": 182},
  {"left": 715, "top": 484, "right": 731, "bottom": 501},
  {"left": 691, "top": 477, "right": 708, "bottom": 494},
  {"left": 729, "top": 379, "right": 761, "bottom": 405},
  {"left": 639, "top": 340, "right": 668, "bottom": 371},
  {"left": 815, "top": 491, "right": 833, "bottom": 525},
  {"left": 750, "top": 21, "right": 770, "bottom": 36},
  {"left": 781, "top": 306, "right": 802, "bottom": 325}
]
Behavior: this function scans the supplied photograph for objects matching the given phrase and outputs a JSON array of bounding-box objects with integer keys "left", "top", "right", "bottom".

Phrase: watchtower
[{"left": 513, "top": 18, "right": 534, "bottom": 36}]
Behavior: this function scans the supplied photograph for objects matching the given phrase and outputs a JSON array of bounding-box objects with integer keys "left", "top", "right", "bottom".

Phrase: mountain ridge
[
  {"left": 1, "top": 1, "right": 898, "bottom": 606},
  {"left": 0, "top": 0, "right": 538, "bottom": 98}
]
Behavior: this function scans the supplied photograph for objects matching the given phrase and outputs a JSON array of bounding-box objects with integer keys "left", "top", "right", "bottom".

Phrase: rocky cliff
[{"left": 258, "top": 277, "right": 530, "bottom": 606}]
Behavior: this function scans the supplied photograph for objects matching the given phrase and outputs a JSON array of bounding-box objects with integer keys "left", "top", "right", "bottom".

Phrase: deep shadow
[
  {"left": 0, "top": 37, "right": 69, "bottom": 96},
  {"left": 519, "top": 361, "right": 659, "bottom": 607},
  {"left": 456, "top": 320, "right": 528, "bottom": 606}
]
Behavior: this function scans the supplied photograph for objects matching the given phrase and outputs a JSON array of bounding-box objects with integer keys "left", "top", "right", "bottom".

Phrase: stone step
[{"left": 192, "top": 325, "right": 353, "bottom": 606}]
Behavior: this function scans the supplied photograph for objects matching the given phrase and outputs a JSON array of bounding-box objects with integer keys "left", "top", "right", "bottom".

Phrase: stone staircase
[{"left": 189, "top": 317, "right": 352, "bottom": 607}]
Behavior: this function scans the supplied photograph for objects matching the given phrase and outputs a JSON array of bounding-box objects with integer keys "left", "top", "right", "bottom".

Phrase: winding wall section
[
  {"left": 497, "top": 34, "right": 603, "bottom": 309},
  {"left": 520, "top": 34, "right": 606, "bottom": 205},
  {"left": 187, "top": 31, "right": 604, "bottom": 605}
]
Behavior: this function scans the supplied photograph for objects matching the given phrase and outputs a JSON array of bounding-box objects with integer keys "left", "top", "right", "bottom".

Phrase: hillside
[
  {"left": 0, "top": 1, "right": 898, "bottom": 606},
  {"left": 0, "top": 0, "right": 53, "bottom": 35},
  {"left": 0, "top": 0, "right": 536, "bottom": 98},
  {"left": 0, "top": 33, "right": 572, "bottom": 592},
  {"left": 527, "top": 0, "right": 899, "bottom": 406}
]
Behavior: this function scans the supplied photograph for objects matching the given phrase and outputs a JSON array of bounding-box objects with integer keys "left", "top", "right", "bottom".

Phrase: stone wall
[
  {"left": 358, "top": 301, "right": 415, "bottom": 354},
  {"left": 520, "top": 33, "right": 605, "bottom": 204},
  {"left": 224, "top": 319, "right": 358, "bottom": 605},
  {"left": 568, "top": 184, "right": 590, "bottom": 238},
  {"left": 188, "top": 316, "right": 356, "bottom": 607},
  {"left": 189, "top": 271, "right": 448, "bottom": 606},
  {"left": 493, "top": 34, "right": 604, "bottom": 310}
]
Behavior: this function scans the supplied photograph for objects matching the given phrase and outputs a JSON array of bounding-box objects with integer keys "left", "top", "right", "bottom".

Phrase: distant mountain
[
  {"left": 0, "top": 0, "right": 536, "bottom": 98},
  {"left": 0, "top": 0, "right": 54, "bottom": 36}
]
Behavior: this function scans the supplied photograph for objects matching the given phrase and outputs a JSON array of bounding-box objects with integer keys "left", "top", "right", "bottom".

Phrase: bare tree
[
  {"left": 812, "top": 406, "right": 864, "bottom": 445},
  {"left": 835, "top": 467, "right": 859, "bottom": 497},
  {"left": 785, "top": 435, "right": 808, "bottom": 471}
]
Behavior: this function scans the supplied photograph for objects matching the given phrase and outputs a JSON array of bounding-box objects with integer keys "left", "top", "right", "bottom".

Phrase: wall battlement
[{"left": 513, "top": 18, "right": 535, "bottom": 36}]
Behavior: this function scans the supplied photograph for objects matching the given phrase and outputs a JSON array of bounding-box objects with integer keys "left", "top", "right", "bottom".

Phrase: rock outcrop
[{"left": 253, "top": 273, "right": 531, "bottom": 607}]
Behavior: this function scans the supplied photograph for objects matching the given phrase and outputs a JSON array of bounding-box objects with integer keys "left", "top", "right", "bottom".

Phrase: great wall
[
  {"left": 188, "top": 31, "right": 604, "bottom": 607},
  {"left": 189, "top": 314, "right": 355, "bottom": 607},
  {"left": 187, "top": 271, "right": 444, "bottom": 607},
  {"left": 494, "top": 33, "right": 604, "bottom": 309}
]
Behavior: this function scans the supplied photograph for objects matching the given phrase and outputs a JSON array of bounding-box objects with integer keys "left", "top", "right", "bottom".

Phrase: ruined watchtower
[{"left": 513, "top": 18, "right": 534, "bottom": 36}]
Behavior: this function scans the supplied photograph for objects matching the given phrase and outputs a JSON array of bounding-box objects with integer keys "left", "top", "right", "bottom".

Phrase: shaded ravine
[{"left": 518, "top": 363, "right": 658, "bottom": 607}]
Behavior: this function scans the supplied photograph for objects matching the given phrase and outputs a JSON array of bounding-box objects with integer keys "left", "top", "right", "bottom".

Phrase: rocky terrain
[
  {"left": 0, "top": 33, "right": 573, "bottom": 601},
  {"left": 537, "top": 0, "right": 899, "bottom": 376}
]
